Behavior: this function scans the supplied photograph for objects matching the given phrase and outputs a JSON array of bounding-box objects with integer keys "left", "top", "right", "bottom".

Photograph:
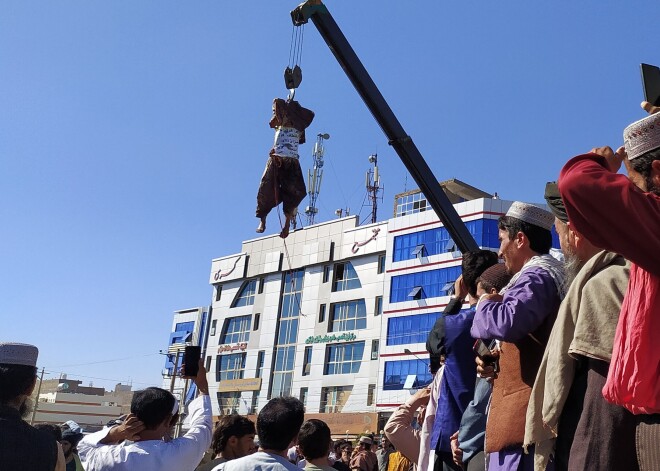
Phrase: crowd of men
[{"left": 1, "top": 101, "right": 659, "bottom": 471}]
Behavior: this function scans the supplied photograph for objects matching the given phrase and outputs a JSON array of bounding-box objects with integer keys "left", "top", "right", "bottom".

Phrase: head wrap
[
  {"left": 505, "top": 201, "right": 554, "bottom": 231},
  {"left": 543, "top": 182, "right": 568, "bottom": 224},
  {"left": 477, "top": 263, "right": 512, "bottom": 292},
  {"left": 0, "top": 342, "right": 38, "bottom": 367},
  {"left": 624, "top": 113, "right": 660, "bottom": 160},
  {"left": 359, "top": 436, "right": 373, "bottom": 445}
]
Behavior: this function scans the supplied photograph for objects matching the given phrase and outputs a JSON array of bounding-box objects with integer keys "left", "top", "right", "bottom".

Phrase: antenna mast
[
  {"left": 366, "top": 153, "right": 383, "bottom": 224},
  {"left": 305, "top": 133, "right": 330, "bottom": 226}
]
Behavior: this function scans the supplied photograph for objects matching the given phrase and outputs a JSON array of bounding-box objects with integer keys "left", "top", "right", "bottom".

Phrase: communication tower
[{"left": 305, "top": 133, "right": 330, "bottom": 226}]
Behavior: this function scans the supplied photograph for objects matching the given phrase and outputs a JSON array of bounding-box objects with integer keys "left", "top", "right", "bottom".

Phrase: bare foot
[
  {"left": 279, "top": 224, "right": 290, "bottom": 239},
  {"left": 256, "top": 218, "right": 266, "bottom": 233}
]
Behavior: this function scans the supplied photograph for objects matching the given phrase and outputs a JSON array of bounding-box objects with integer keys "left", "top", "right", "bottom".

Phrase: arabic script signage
[
  {"left": 218, "top": 342, "right": 248, "bottom": 353},
  {"left": 217, "top": 377, "right": 262, "bottom": 392},
  {"left": 305, "top": 333, "right": 357, "bottom": 344}
]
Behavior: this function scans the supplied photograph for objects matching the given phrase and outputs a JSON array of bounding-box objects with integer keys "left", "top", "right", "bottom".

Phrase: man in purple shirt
[{"left": 471, "top": 202, "right": 565, "bottom": 471}]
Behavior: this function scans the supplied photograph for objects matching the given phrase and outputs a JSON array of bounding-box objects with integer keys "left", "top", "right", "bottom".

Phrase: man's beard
[
  {"left": 19, "top": 397, "right": 33, "bottom": 419},
  {"left": 645, "top": 176, "right": 660, "bottom": 196},
  {"left": 563, "top": 250, "right": 583, "bottom": 291}
]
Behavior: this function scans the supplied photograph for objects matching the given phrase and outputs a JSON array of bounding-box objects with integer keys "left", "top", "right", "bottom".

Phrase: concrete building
[
  {"left": 190, "top": 183, "right": 559, "bottom": 435},
  {"left": 33, "top": 391, "right": 123, "bottom": 432}
]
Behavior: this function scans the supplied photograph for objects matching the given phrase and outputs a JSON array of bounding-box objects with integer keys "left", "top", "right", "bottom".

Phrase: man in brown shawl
[
  {"left": 255, "top": 98, "right": 314, "bottom": 238},
  {"left": 524, "top": 182, "right": 637, "bottom": 470}
]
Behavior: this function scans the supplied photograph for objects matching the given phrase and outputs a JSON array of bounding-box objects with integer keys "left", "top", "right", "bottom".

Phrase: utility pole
[
  {"left": 169, "top": 350, "right": 181, "bottom": 393},
  {"left": 305, "top": 133, "right": 330, "bottom": 226},
  {"left": 29, "top": 367, "right": 45, "bottom": 425},
  {"left": 365, "top": 154, "right": 383, "bottom": 224}
]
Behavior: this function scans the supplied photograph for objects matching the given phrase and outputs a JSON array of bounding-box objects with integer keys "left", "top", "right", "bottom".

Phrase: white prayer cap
[
  {"left": 0, "top": 342, "right": 38, "bottom": 367},
  {"left": 623, "top": 113, "right": 660, "bottom": 160},
  {"left": 505, "top": 202, "right": 554, "bottom": 231}
]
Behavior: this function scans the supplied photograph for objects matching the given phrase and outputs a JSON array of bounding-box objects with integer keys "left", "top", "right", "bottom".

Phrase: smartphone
[
  {"left": 183, "top": 345, "right": 201, "bottom": 377},
  {"left": 473, "top": 339, "right": 499, "bottom": 372},
  {"left": 641, "top": 63, "right": 660, "bottom": 106}
]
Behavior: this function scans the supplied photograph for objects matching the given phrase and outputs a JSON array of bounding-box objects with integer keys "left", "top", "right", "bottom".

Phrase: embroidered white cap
[
  {"left": 623, "top": 113, "right": 660, "bottom": 160},
  {"left": 0, "top": 342, "right": 39, "bottom": 367},
  {"left": 505, "top": 202, "right": 554, "bottom": 231}
]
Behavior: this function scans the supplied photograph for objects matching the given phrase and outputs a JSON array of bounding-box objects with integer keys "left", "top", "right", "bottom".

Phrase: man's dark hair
[
  {"left": 211, "top": 415, "right": 256, "bottom": 455},
  {"left": 257, "top": 397, "right": 304, "bottom": 451},
  {"left": 498, "top": 216, "right": 552, "bottom": 255},
  {"left": 630, "top": 148, "right": 660, "bottom": 195},
  {"left": 0, "top": 364, "right": 36, "bottom": 404},
  {"left": 130, "top": 387, "right": 175, "bottom": 430},
  {"left": 461, "top": 250, "right": 499, "bottom": 298},
  {"left": 298, "top": 419, "right": 331, "bottom": 461},
  {"left": 34, "top": 424, "right": 62, "bottom": 442},
  {"left": 333, "top": 439, "right": 345, "bottom": 454}
]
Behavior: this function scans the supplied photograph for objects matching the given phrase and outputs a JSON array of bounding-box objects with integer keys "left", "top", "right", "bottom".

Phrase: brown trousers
[{"left": 255, "top": 155, "right": 306, "bottom": 219}]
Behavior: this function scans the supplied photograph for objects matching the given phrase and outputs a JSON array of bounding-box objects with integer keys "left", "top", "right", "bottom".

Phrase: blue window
[
  {"left": 390, "top": 266, "right": 462, "bottom": 303},
  {"left": 330, "top": 300, "right": 367, "bottom": 332},
  {"left": 392, "top": 219, "right": 500, "bottom": 262},
  {"left": 215, "top": 353, "right": 246, "bottom": 382},
  {"left": 387, "top": 313, "right": 439, "bottom": 346},
  {"left": 220, "top": 315, "right": 251, "bottom": 344},
  {"left": 332, "top": 262, "right": 362, "bottom": 291},
  {"left": 232, "top": 280, "right": 258, "bottom": 307},
  {"left": 324, "top": 342, "right": 365, "bottom": 375},
  {"left": 383, "top": 359, "right": 433, "bottom": 390}
]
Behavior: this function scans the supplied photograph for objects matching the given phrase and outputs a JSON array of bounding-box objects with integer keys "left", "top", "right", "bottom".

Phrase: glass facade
[
  {"left": 383, "top": 359, "right": 433, "bottom": 390},
  {"left": 271, "top": 270, "right": 304, "bottom": 398},
  {"left": 395, "top": 192, "right": 428, "bottom": 217},
  {"left": 330, "top": 300, "right": 367, "bottom": 332},
  {"left": 220, "top": 315, "right": 251, "bottom": 344},
  {"left": 215, "top": 353, "right": 246, "bottom": 382},
  {"left": 232, "top": 279, "right": 257, "bottom": 307},
  {"left": 217, "top": 391, "right": 241, "bottom": 415},
  {"left": 332, "top": 262, "right": 362, "bottom": 291},
  {"left": 320, "top": 386, "right": 352, "bottom": 413},
  {"left": 390, "top": 266, "right": 462, "bottom": 303},
  {"left": 324, "top": 341, "right": 365, "bottom": 375},
  {"left": 386, "top": 312, "right": 439, "bottom": 346}
]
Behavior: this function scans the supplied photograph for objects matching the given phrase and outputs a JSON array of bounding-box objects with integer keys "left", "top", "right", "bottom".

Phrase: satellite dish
[{"left": 57, "top": 383, "right": 69, "bottom": 391}]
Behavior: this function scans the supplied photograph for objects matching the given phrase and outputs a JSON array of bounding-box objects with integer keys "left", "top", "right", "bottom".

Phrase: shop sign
[
  {"left": 305, "top": 332, "right": 356, "bottom": 344},
  {"left": 218, "top": 342, "right": 248, "bottom": 353}
]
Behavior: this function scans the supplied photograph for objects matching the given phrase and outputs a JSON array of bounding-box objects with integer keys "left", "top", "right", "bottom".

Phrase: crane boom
[{"left": 291, "top": 1, "right": 479, "bottom": 253}]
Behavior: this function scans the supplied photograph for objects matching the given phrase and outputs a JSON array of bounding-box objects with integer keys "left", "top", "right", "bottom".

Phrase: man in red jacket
[{"left": 558, "top": 101, "right": 660, "bottom": 470}]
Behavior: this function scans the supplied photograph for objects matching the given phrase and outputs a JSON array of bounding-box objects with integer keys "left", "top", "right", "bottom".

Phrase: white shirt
[
  {"left": 79, "top": 395, "right": 212, "bottom": 471},
  {"left": 215, "top": 451, "right": 300, "bottom": 471}
]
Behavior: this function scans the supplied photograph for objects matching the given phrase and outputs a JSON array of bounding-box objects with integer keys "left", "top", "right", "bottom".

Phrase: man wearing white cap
[
  {"left": 470, "top": 203, "right": 566, "bottom": 471},
  {"left": 349, "top": 436, "right": 378, "bottom": 471},
  {"left": 0, "top": 342, "right": 65, "bottom": 471},
  {"left": 78, "top": 362, "right": 212, "bottom": 471},
  {"left": 558, "top": 101, "right": 660, "bottom": 470}
]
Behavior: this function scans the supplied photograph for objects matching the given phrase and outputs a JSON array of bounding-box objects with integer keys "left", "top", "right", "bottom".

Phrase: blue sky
[{"left": 1, "top": 1, "right": 658, "bottom": 390}]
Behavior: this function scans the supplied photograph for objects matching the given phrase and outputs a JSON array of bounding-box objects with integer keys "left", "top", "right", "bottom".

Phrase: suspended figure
[{"left": 255, "top": 97, "right": 314, "bottom": 238}]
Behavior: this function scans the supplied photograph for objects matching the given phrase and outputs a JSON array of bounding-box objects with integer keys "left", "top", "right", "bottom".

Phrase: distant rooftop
[{"left": 393, "top": 179, "right": 492, "bottom": 217}]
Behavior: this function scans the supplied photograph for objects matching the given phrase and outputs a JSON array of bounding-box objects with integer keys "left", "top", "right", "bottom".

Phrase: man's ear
[
  {"left": 515, "top": 231, "right": 527, "bottom": 249},
  {"left": 227, "top": 436, "right": 238, "bottom": 448},
  {"left": 651, "top": 159, "right": 660, "bottom": 188}
]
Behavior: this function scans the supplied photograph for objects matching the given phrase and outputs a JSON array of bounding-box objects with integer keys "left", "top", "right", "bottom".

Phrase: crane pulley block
[{"left": 284, "top": 65, "right": 303, "bottom": 90}]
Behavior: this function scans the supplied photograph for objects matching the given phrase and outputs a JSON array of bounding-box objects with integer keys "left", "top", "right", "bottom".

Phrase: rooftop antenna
[
  {"left": 365, "top": 153, "right": 384, "bottom": 224},
  {"left": 305, "top": 133, "right": 330, "bottom": 226}
]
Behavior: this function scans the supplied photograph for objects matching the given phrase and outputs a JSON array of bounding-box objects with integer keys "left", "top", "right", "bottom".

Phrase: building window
[
  {"left": 412, "top": 244, "right": 426, "bottom": 259},
  {"left": 217, "top": 392, "right": 241, "bottom": 415},
  {"left": 324, "top": 341, "right": 365, "bottom": 375},
  {"left": 220, "top": 315, "right": 252, "bottom": 344},
  {"left": 250, "top": 394, "right": 259, "bottom": 414},
  {"left": 320, "top": 386, "right": 352, "bottom": 413},
  {"left": 395, "top": 191, "right": 428, "bottom": 218},
  {"left": 323, "top": 265, "right": 331, "bottom": 283},
  {"left": 271, "top": 270, "right": 304, "bottom": 398},
  {"left": 258, "top": 277, "right": 265, "bottom": 294},
  {"left": 205, "top": 356, "right": 211, "bottom": 372},
  {"left": 232, "top": 279, "right": 258, "bottom": 307},
  {"left": 330, "top": 300, "right": 367, "bottom": 332},
  {"left": 300, "top": 387, "right": 308, "bottom": 408},
  {"left": 371, "top": 340, "right": 379, "bottom": 360},
  {"left": 367, "top": 384, "right": 376, "bottom": 406},
  {"left": 387, "top": 313, "right": 439, "bottom": 346},
  {"left": 389, "top": 266, "right": 463, "bottom": 303},
  {"left": 318, "top": 304, "right": 326, "bottom": 323},
  {"left": 374, "top": 296, "right": 383, "bottom": 316},
  {"left": 383, "top": 359, "right": 433, "bottom": 390},
  {"left": 303, "top": 346, "right": 313, "bottom": 376},
  {"left": 332, "top": 262, "right": 362, "bottom": 292},
  {"left": 215, "top": 353, "right": 246, "bottom": 382},
  {"left": 377, "top": 254, "right": 386, "bottom": 274},
  {"left": 253, "top": 313, "right": 260, "bottom": 331},
  {"left": 215, "top": 285, "right": 222, "bottom": 302},
  {"left": 256, "top": 350, "right": 265, "bottom": 378},
  {"left": 210, "top": 319, "right": 217, "bottom": 336}
]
